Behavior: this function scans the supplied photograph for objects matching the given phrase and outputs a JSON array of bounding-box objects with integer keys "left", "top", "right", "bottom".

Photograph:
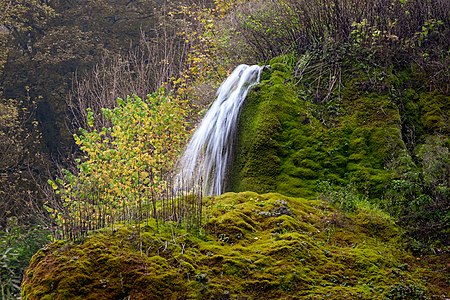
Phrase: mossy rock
[
  {"left": 22, "top": 192, "right": 448, "bottom": 299},
  {"left": 229, "top": 55, "right": 449, "bottom": 203},
  {"left": 419, "top": 91, "right": 450, "bottom": 134}
]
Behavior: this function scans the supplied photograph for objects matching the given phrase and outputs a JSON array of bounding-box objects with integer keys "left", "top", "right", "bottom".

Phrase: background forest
[{"left": 0, "top": 0, "right": 449, "bottom": 299}]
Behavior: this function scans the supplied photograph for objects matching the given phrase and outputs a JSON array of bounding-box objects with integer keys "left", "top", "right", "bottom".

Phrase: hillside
[
  {"left": 231, "top": 55, "right": 449, "bottom": 244},
  {"left": 21, "top": 192, "right": 449, "bottom": 299},
  {"left": 1, "top": 0, "right": 448, "bottom": 298}
]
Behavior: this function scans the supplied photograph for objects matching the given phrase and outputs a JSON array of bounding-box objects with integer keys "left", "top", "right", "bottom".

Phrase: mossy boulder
[
  {"left": 229, "top": 56, "right": 449, "bottom": 202},
  {"left": 22, "top": 192, "right": 448, "bottom": 299}
]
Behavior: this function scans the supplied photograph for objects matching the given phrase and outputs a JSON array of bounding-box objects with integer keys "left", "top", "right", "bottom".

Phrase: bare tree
[{"left": 69, "top": 23, "right": 191, "bottom": 131}]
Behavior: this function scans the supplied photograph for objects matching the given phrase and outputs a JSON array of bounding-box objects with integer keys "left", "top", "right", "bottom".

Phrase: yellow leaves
[
  {"left": 48, "top": 179, "right": 58, "bottom": 191},
  {"left": 50, "top": 91, "right": 190, "bottom": 233},
  {"left": 214, "top": 0, "right": 235, "bottom": 16},
  {"left": 73, "top": 135, "right": 82, "bottom": 146},
  {"left": 167, "top": 1, "right": 232, "bottom": 101}
]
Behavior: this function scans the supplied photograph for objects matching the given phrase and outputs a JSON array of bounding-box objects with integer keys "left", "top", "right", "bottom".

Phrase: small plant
[
  {"left": 218, "top": 233, "right": 230, "bottom": 243},
  {"left": 0, "top": 247, "right": 20, "bottom": 299},
  {"left": 194, "top": 272, "right": 208, "bottom": 284},
  {"left": 384, "top": 134, "right": 449, "bottom": 245},
  {"left": 384, "top": 283, "right": 429, "bottom": 300},
  {"left": 0, "top": 222, "right": 50, "bottom": 299},
  {"left": 316, "top": 180, "right": 368, "bottom": 213},
  {"left": 47, "top": 91, "right": 204, "bottom": 240}
]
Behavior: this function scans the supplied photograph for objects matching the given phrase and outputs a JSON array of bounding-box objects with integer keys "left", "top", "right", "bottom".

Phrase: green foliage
[
  {"left": 0, "top": 221, "right": 50, "bottom": 299},
  {"left": 384, "top": 134, "right": 450, "bottom": 245},
  {"left": 213, "top": 0, "right": 448, "bottom": 92},
  {"left": 0, "top": 0, "right": 448, "bottom": 298},
  {"left": 385, "top": 283, "right": 429, "bottom": 300},
  {"left": 0, "top": 247, "right": 19, "bottom": 299},
  {"left": 316, "top": 181, "right": 367, "bottom": 213},
  {"left": 48, "top": 92, "right": 190, "bottom": 239}
]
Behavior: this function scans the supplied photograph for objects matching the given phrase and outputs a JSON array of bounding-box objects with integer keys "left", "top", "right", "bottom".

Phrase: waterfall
[{"left": 176, "top": 64, "right": 264, "bottom": 196}]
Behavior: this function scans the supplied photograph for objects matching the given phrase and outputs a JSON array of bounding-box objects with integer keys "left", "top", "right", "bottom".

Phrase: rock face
[
  {"left": 229, "top": 55, "right": 449, "bottom": 245},
  {"left": 230, "top": 56, "right": 449, "bottom": 200},
  {"left": 22, "top": 192, "right": 447, "bottom": 300}
]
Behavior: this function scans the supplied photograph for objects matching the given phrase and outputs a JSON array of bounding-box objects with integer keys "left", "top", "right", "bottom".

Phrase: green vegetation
[
  {"left": 47, "top": 92, "right": 192, "bottom": 240},
  {"left": 1, "top": 221, "right": 50, "bottom": 299},
  {"left": 0, "top": 0, "right": 210, "bottom": 232},
  {"left": 231, "top": 54, "right": 449, "bottom": 246},
  {"left": 22, "top": 192, "right": 448, "bottom": 299},
  {"left": 0, "top": 0, "right": 447, "bottom": 298}
]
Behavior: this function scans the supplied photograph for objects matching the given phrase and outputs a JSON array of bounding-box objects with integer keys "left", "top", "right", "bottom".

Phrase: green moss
[
  {"left": 22, "top": 192, "right": 448, "bottom": 299},
  {"left": 231, "top": 58, "right": 402, "bottom": 199},
  {"left": 230, "top": 53, "right": 449, "bottom": 204},
  {"left": 419, "top": 91, "right": 450, "bottom": 134}
]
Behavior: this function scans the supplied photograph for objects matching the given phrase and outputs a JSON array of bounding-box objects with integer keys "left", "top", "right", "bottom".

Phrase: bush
[
  {"left": 384, "top": 134, "right": 450, "bottom": 245},
  {"left": 316, "top": 180, "right": 368, "bottom": 213},
  {"left": 48, "top": 92, "right": 192, "bottom": 239},
  {"left": 0, "top": 220, "right": 50, "bottom": 299},
  {"left": 385, "top": 283, "right": 429, "bottom": 300}
]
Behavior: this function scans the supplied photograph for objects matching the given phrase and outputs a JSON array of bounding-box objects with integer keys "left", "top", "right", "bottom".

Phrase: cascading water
[{"left": 176, "top": 64, "right": 264, "bottom": 196}]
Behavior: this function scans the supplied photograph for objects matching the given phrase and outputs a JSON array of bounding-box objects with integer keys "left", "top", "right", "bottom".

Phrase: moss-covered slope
[
  {"left": 22, "top": 192, "right": 448, "bottom": 299},
  {"left": 230, "top": 57, "right": 449, "bottom": 200}
]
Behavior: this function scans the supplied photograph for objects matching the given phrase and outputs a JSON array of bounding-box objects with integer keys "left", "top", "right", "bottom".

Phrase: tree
[
  {"left": 70, "top": 28, "right": 190, "bottom": 131},
  {"left": 0, "top": 0, "right": 54, "bottom": 90},
  {"left": 1, "top": 0, "right": 163, "bottom": 155},
  {"left": 49, "top": 92, "right": 190, "bottom": 238}
]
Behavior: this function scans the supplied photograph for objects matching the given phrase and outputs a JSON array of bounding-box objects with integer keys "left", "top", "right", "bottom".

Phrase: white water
[{"left": 175, "top": 64, "right": 264, "bottom": 196}]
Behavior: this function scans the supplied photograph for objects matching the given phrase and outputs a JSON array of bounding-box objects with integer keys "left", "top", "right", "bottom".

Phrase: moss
[
  {"left": 230, "top": 53, "right": 448, "bottom": 205},
  {"left": 230, "top": 57, "right": 408, "bottom": 199},
  {"left": 22, "top": 192, "right": 448, "bottom": 299},
  {"left": 21, "top": 51, "right": 449, "bottom": 299},
  {"left": 419, "top": 91, "right": 450, "bottom": 134},
  {"left": 229, "top": 84, "right": 283, "bottom": 193}
]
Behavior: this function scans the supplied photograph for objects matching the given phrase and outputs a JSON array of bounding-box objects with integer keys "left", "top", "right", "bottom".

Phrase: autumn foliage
[{"left": 48, "top": 92, "right": 194, "bottom": 239}]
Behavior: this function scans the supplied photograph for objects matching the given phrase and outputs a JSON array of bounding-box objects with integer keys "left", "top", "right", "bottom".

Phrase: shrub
[
  {"left": 385, "top": 283, "right": 429, "bottom": 300},
  {"left": 384, "top": 134, "right": 450, "bottom": 245},
  {"left": 0, "top": 221, "right": 50, "bottom": 299},
  {"left": 48, "top": 92, "right": 193, "bottom": 239}
]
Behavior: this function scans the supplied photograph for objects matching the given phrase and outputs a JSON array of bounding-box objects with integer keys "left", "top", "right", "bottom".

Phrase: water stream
[{"left": 175, "top": 64, "right": 264, "bottom": 195}]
